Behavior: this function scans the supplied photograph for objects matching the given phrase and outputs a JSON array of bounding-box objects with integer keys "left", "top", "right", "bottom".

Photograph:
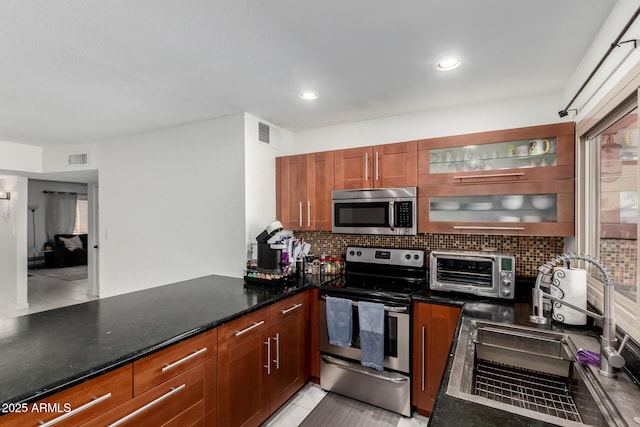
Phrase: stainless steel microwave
[
  {"left": 331, "top": 187, "right": 417, "bottom": 235},
  {"left": 430, "top": 250, "right": 515, "bottom": 299}
]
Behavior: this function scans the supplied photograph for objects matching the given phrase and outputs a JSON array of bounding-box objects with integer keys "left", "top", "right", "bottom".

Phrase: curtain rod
[
  {"left": 43, "top": 190, "right": 88, "bottom": 196},
  {"left": 559, "top": 5, "right": 640, "bottom": 117}
]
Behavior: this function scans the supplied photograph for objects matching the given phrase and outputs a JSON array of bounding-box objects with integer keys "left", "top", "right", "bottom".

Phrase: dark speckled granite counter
[{"left": 0, "top": 274, "right": 319, "bottom": 408}]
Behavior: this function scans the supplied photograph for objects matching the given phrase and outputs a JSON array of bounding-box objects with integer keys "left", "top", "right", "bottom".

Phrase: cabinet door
[
  {"left": 412, "top": 302, "right": 461, "bottom": 416},
  {"left": 83, "top": 364, "right": 206, "bottom": 427},
  {"left": 374, "top": 141, "right": 417, "bottom": 187},
  {"left": 276, "top": 155, "right": 307, "bottom": 230},
  {"left": 217, "top": 310, "right": 270, "bottom": 427},
  {"left": 0, "top": 365, "right": 132, "bottom": 427},
  {"left": 306, "top": 152, "right": 335, "bottom": 230},
  {"left": 133, "top": 328, "right": 217, "bottom": 396},
  {"left": 419, "top": 180, "right": 575, "bottom": 235},
  {"left": 418, "top": 122, "right": 575, "bottom": 186},
  {"left": 268, "top": 310, "right": 306, "bottom": 413},
  {"left": 335, "top": 146, "right": 373, "bottom": 189}
]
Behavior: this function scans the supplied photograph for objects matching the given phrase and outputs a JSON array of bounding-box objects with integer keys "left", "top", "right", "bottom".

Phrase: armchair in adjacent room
[{"left": 51, "top": 234, "right": 88, "bottom": 268}]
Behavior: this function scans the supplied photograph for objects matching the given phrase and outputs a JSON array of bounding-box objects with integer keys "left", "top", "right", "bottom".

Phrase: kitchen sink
[{"left": 447, "top": 319, "right": 637, "bottom": 426}]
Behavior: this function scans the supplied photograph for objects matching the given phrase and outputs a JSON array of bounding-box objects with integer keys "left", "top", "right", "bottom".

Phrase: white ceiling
[{"left": 0, "top": 0, "right": 617, "bottom": 147}]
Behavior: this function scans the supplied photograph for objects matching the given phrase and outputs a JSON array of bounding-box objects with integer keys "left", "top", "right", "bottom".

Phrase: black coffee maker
[{"left": 255, "top": 220, "right": 285, "bottom": 271}]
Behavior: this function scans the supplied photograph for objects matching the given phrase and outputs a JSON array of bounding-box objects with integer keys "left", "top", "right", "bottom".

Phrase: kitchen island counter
[{"left": 0, "top": 274, "right": 318, "bottom": 408}]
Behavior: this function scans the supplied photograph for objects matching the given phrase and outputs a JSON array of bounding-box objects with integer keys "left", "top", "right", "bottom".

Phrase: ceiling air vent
[
  {"left": 258, "top": 122, "right": 270, "bottom": 144},
  {"left": 67, "top": 152, "right": 89, "bottom": 166}
]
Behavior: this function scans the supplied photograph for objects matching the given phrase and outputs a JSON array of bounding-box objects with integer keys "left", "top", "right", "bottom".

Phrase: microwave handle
[{"left": 389, "top": 201, "right": 395, "bottom": 230}]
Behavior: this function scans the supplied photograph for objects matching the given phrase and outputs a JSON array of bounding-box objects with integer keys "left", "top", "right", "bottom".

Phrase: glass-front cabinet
[
  {"left": 418, "top": 123, "right": 575, "bottom": 236},
  {"left": 418, "top": 122, "right": 575, "bottom": 186}
]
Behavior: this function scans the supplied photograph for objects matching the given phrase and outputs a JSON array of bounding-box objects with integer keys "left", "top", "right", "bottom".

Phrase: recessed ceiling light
[
  {"left": 300, "top": 90, "right": 319, "bottom": 100},
  {"left": 435, "top": 57, "right": 461, "bottom": 71}
]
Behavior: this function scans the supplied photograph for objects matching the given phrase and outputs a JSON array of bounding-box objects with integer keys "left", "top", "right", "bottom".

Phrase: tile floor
[
  {"left": 0, "top": 269, "right": 95, "bottom": 319},
  {"left": 263, "top": 383, "right": 429, "bottom": 426}
]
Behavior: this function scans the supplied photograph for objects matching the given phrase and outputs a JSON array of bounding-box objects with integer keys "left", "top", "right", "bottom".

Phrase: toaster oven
[{"left": 429, "top": 250, "right": 515, "bottom": 299}]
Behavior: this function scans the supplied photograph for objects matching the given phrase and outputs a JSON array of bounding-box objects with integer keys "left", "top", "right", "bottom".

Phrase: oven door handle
[
  {"left": 321, "top": 356, "right": 408, "bottom": 383},
  {"left": 320, "top": 295, "right": 408, "bottom": 313}
]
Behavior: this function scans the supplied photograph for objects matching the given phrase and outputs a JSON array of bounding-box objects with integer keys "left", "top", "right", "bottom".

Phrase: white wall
[
  {"left": 244, "top": 113, "right": 293, "bottom": 255},
  {"left": 97, "top": 114, "right": 246, "bottom": 298},
  {"left": 292, "top": 91, "right": 571, "bottom": 153},
  {"left": 0, "top": 141, "right": 41, "bottom": 173},
  {"left": 0, "top": 176, "right": 28, "bottom": 309}
]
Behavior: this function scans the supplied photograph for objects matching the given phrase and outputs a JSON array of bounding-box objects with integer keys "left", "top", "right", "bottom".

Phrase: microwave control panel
[{"left": 394, "top": 201, "right": 413, "bottom": 227}]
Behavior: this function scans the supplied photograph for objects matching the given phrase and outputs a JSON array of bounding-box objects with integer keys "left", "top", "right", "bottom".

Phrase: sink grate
[{"left": 474, "top": 361, "right": 582, "bottom": 423}]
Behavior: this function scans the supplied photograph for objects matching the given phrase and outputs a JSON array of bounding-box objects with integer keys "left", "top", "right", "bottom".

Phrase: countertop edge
[{"left": 1, "top": 280, "right": 315, "bottom": 408}]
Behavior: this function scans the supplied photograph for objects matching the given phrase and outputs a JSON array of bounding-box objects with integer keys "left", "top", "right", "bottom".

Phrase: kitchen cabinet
[
  {"left": 83, "top": 364, "right": 208, "bottom": 426},
  {"left": 86, "top": 328, "right": 217, "bottom": 426},
  {"left": 276, "top": 152, "right": 334, "bottom": 231},
  {"left": 0, "top": 365, "right": 132, "bottom": 427},
  {"left": 412, "top": 302, "right": 461, "bottom": 416},
  {"left": 267, "top": 292, "right": 309, "bottom": 412},
  {"left": 309, "top": 288, "right": 320, "bottom": 380},
  {"left": 334, "top": 141, "right": 418, "bottom": 189},
  {"left": 217, "top": 291, "right": 310, "bottom": 427},
  {"left": 417, "top": 122, "right": 575, "bottom": 235},
  {"left": 1, "top": 329, "right": 218, "bottom": 427}
]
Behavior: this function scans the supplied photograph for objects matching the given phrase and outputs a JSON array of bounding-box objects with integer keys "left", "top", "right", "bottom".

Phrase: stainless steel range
[{"left": 318, "top": 246, "right": 427, "bottom": 417}]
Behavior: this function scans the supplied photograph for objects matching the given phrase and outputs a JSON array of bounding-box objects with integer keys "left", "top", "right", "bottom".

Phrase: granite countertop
[{"left": 0, "top": 273, "right": 320, "bottom": 408}]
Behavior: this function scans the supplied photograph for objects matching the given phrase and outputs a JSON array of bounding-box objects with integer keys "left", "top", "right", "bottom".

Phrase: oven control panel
[{"left": 346, "top": 246, "right": 425, "bottom": 268}]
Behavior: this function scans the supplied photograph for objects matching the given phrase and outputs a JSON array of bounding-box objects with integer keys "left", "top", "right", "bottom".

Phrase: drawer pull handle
[
  {"left": 108, "top": 384, "right": 185, "bottom": 427},
  {"left": 281, "top": 303, "right": 303, "bottom": 315},
  {"left": 161, "top": 347, "right": 208, "bottom": 373},
  {"left": 235, "top": 320, "right": 265, "bottom": 337},
  {"left": 38, "top": 393, "right": 112, "bottom": 426},
  {"left": 452, "top": 172, "right": 525, "bottom": 180},
  {"left": 453, "top": 226, "right": 526, "bottom": 231}
]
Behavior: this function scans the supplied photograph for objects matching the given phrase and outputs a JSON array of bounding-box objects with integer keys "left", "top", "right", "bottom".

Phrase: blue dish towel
[
  {"left": 358, "top": 301, "right": 385, "bottom": 371},
  {"left": 326, "top": 296, "right": 352, "bottom": 347}
]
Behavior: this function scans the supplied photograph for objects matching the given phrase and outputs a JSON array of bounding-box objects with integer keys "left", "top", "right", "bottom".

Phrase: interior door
[{"left": 87, "top": 184, "right": 99, "bottom": 297}]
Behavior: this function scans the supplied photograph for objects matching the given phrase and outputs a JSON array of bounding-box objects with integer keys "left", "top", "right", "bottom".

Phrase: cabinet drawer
[
  {"left": 269, "top": 292, "right": 306, "bottom": 326},
  {"left": 0, "top": 365, "right": 132, "bottom": 427},
  {"left": 133, "top": 328, "right": 217, "bottom": 396},
  {"left": 218, "top": 308, "right": 269, "bottom": 353},
  {"left": 83, "top": 364, "right": 205, "bottom": 427}
]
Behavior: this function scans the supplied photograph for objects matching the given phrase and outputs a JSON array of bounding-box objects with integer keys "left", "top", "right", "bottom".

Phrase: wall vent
[
  {"left": 258, "top": 122, "right": 270, "bottom": 144},
  {"left": 68, "top": 152, "right": 89, "bottom": 166}
]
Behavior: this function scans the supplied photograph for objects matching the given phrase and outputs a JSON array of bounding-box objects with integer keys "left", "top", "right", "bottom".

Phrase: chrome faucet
[{"left": 529, "top": 253, "right": 629, "bottom": 377}]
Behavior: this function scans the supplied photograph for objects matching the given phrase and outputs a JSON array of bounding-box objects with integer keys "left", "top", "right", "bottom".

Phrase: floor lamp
[{"left": 28, "top": 204, "right": 38, "bottom": 252}]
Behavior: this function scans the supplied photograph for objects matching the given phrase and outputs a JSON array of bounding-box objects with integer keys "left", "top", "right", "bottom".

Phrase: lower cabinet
[
  {"left": 412, "top": 302, "right": 461, "bottom": 415},
  {"left": 268, "top": 292, "right": 309, "bottom": 413},
  {"left": 0, "top": 365, "right": 133, "bottom": 427},
  {"left": 84, "top": 364, "right": 208, "bottom": 426},
  {"left": 217, "top": 291, "right": 310, "bottom": 427},
  {"left": 1, "top": 291, "right": 310, "bottom": 427}
]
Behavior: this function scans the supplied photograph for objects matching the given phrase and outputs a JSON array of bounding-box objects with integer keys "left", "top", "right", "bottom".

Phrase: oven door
[
  {"left": 332, "top": 199, "right": 393, "bottom": 234},
  {"left": 318, "top": 297, "right": 410, "bottom": 373}
]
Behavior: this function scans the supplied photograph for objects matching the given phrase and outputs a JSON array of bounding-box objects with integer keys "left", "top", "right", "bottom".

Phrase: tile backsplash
[{"left": 295, "top": 231, "right": 564, "bottom": 278}]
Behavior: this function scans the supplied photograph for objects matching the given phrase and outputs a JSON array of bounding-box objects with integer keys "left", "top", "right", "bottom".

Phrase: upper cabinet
[
  {"left": 418, "top": 122, "right": 574, "bottom": 185},
  {"left": 334, "top": 141, "right": 418, "bottom": 189},
  {"left": 417, "top": 123, "right": 576, "bottom": 236},
  {"left": 276, "top": 151, "right": 334, "bottom": 231}
]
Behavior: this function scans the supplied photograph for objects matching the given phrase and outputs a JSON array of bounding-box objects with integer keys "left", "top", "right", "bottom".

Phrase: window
[
  {"left": 580, "top": 94, "right": 640, "bottom": 338},
  {"left": 73, "top": 196, "right": 88, "bottom": 235}
]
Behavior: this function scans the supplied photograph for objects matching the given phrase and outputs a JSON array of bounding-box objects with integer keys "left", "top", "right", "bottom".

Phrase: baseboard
[{"left": 0, "top": 298, "right": 29, "bottom": 311}]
